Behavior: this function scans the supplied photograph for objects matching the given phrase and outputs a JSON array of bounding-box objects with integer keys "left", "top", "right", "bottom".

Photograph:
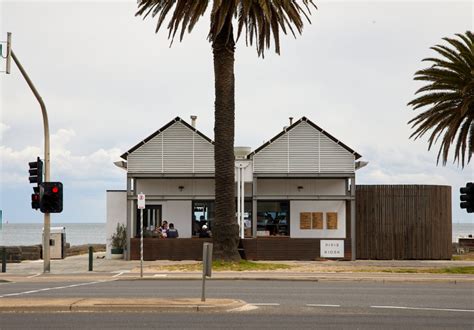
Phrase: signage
[
  {"left": 326, "top": 212, "right": 338, "bottom": 229},
  {"left": 320, "top": 240, "right": 344, "bottom": 258},
  {"left": 137, "top": 193, "right": 146, "bottom": 209},
  {"left": 312, "top": 212, "right": 323, "bottom": 229},
  {"left": 300, "top": 212, "right": 311, "bottom": 229}
]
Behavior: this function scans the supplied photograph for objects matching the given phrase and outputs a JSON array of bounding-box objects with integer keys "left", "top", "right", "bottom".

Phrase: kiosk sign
[{"left": 320, "top": 240, "right": 344, "bottom": 258}]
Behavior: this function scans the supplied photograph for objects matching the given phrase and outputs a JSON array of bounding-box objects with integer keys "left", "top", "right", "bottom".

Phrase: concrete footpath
[{"left": 0, "top": 252, "right": 473, "bottom": 283}]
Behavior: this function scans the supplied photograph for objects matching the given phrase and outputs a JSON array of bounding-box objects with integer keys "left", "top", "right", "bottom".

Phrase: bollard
[
  {"left": 1, "top": 247, "right": 6, "bottom": 273},
  {"left": 88, "top": 246, "right": 93, "bottom": 272},
  {"left": 201, "top": 243, "right": 213, "bottom": 302}
]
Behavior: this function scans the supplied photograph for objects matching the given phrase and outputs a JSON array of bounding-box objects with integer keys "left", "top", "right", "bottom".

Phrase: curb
[
  {"left": 115, "top": 274, "right": 474, "bottom": 284},
  {"left": 0, "top": 298, "right": 246, "bottom": 313}
]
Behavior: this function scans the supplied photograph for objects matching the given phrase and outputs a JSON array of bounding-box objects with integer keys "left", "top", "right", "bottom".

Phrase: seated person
[
  {"left": 160, "top": 221, "right": 168, "bottom": 237},
  {"left": 167, "top": 223, "right": 179, "bottom": 238},
  {"left": 153, "top": 226, "right": 164, "bottom": 238},
  {"left": 199, "top": 224, "right": 212, "bottom": 238}
]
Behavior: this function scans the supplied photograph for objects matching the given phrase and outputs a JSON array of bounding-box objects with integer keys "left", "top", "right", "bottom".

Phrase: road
[{"left": 0, "top": 279, "right": 473, "bottom": 329}]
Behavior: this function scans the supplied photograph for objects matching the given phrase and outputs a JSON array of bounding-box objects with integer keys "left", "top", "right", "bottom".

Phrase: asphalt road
[
  {"left": 1, "top": 311, "right": 473, "bottom": 330},
  {"left": 0, "top": 280, "right": 473, "bottom": 329}
]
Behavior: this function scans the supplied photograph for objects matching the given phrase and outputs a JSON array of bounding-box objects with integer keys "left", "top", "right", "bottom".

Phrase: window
[
  {"left": 192, "top": 201, "right": 215, "bottom": 236},
  {"left": 241, "top": 200, "right": 253, "bottom": 237},
  {"left": 257, "top": 201, "right": 290, "bottom": 236},
  {"left": 192, "top": 200, "right": 253, "bottom": 237},
  {"left": 135, "top": 205, "right": 162, "bottom": 238}
]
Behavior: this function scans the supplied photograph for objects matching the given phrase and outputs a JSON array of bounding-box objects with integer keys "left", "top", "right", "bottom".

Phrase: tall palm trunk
[{"left": 212, "top": 20, "right": 240, "bottom": 261}]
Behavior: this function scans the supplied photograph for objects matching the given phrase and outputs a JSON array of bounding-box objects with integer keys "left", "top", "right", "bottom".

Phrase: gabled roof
[
  {"left": 121, "top": 116, "right": 214, "bottom": 160},
  {"left": 248, "top": 116, "right": 362, "bottom": 160}
]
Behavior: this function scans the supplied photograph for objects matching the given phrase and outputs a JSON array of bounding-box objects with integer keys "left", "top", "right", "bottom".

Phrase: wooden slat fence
[{"left": 356, "top": 185, "right": 452, "bottom": 260}]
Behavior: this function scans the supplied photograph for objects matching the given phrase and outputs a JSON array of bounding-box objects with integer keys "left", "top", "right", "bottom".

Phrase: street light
[{"left": 2, "top": 32, "right": 52, "bottom": 273}]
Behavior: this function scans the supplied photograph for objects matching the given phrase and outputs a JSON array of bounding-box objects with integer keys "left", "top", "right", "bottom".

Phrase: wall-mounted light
[
  {"left": 178, "top": 186, "right": 184, "bottom": 192},
  {"left": 297, "top": 186, "right": 304, "bottom": 192}
]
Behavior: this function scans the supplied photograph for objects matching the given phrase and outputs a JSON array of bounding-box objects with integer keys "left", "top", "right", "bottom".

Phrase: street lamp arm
[{"left": 10, "top": 49, "right": 51, "bottom": 273}]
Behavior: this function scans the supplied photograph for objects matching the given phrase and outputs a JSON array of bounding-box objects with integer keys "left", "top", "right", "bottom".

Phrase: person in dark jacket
[
  {"left": 167, "top": 223, "right": 179, "bottom": 238},
  {"left": 199, "top": 224, "right": 211, "bottom": 238}
]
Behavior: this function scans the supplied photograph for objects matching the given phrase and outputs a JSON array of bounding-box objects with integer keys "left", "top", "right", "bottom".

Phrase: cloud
[
  {"left": 0, "top": 128, "right": 123, "bottom": 185},
  {"left": 0, "top": 123, "right": 9, "bottom": 141}
]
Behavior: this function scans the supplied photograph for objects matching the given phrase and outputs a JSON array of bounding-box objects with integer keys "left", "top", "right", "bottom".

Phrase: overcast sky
[{"left": 0, "top": 0, "right": 472, "bottom": 224}]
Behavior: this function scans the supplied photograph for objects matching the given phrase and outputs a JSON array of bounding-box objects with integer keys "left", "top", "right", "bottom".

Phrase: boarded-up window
[
  {"left": 327, "top": 212, "right": 338, "bottom": 229},
  {"left": 312, "top": 212, "right": 323, "bottom": 229},
  {"left": 300, "top": 212, "right": 311, "bottom": 229}
]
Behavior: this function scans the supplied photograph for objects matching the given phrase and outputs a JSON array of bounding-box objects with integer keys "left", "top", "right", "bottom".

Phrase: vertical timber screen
[{"left": 356, "top": 185, "right": 452, "bottom": 260}]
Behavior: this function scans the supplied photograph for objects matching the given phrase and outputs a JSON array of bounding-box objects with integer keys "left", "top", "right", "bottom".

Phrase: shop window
[
  {"left": 192, "top": 201, "right": 215, "bottom": 236},
  {"left": 240, "top": 200, "right": 253, "bottom": 237},
  {"left": 192, "top": 200, "right": 253, "bottom": 237},
  {"left": 257, "top": 201, "right": 290, "bottom": 236}
]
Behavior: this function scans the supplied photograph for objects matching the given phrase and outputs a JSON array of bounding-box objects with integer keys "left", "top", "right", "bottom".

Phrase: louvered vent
[
  {"left": 253, "top": 121, "right": 355, "bottom": 174},
  {"left": 127, "top": 121, "right": 214, "bottom": 174}
]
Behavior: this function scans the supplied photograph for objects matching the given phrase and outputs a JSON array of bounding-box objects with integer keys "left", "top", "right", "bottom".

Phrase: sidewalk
[{"left": 0, "top": 252, "right": 473, "bottom": 283}]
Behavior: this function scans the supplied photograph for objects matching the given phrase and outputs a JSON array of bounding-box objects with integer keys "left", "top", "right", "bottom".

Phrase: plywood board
[
  {"left": 312, "top": 212, "right": 323, "bottom": 229},
  {"left": 300, "top": 212, "right": 311, "bottom": 230},
  {"left": 327, "top": 212, "right": 338, "bottom": 230}
]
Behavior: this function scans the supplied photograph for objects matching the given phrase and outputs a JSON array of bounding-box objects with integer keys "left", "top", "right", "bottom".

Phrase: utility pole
[{"left": 2, "top": 32, "right": 51, "bottom": 272}]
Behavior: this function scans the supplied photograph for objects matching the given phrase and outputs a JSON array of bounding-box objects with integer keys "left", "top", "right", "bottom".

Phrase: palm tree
[
  {"left": 136, "top": 0, "right": 316, "bottom": 261},
  {"left": 408, "top": 31, "right": 474, "bottom": 168}
]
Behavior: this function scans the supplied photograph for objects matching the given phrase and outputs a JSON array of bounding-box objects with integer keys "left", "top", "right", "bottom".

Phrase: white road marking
[
  {"left": 306, "top": 304, "right": 340, "bottom": 307},
  {"left": 251, "top": 303, "right": 280, "bottom": 306},
  {"left": 27, "top": 273, "right": 41, "bottom": 278},
  {"left": 0, "top": 279, "right": 116, "bottom": 298},
  {"left": 112, "top": 272, "right": 125, "bottom": 278},
  {"left": 153, "top": 274, "right": 167, "bottom": 277},
  {"left": 228, "top": 304, "right": 259, "bottom": 312},
  {"left": 371, "top": 305, "right": 474, "bottom": 313}
]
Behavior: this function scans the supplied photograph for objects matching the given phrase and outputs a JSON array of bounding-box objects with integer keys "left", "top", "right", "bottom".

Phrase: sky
[{"left": 0, "top": 0, "right": 472, "bottom": 224}]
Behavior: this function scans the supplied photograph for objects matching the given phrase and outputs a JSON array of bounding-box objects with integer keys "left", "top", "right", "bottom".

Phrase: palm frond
[
  {"left": 407, "top": 31, "right": 474, "bottom": 168},
  {"left": 136, "top": 1, "right": 316, "bottom": 57}
]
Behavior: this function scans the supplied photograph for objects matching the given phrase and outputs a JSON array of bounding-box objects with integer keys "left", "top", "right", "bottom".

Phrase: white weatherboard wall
[
  {"left": 136, "top": 179, "right": 214, "bottom": 196},
  {"left": 106, "top": 191, "right": 127, "bottom": 259},
  {"left": 258, "top": 179, "right": 346, "bottom": 196},
  {"left": 290, "top": 200, "right": 346, "bottom": 238},
  {"left": 253, "top": 121, "right": 355, "bottom": 173},
  {"left": 127, "top": 121, "right": 214, "bottom": 174}
]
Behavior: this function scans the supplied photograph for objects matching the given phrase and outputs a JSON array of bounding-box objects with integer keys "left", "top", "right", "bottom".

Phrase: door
[{"left": 136, "top": 205, "right": 162, "bottom": 237}]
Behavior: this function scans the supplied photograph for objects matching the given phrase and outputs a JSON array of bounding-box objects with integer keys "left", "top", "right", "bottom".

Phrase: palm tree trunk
[{"left": 212, "top": 20, "right": 240, "bottom": 261}]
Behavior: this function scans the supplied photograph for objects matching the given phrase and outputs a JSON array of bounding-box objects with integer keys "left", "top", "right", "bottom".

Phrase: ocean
[
  {"left": 0, "top": 222, "right": 472, "bottom": 247},
  {"left": 0, "top": 223, "right": 105, "bottom": 246}
]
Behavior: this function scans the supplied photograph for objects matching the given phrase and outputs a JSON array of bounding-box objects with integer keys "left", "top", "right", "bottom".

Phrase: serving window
[{"left": 257, "top": 201, "right": 290, "bottom": 236}]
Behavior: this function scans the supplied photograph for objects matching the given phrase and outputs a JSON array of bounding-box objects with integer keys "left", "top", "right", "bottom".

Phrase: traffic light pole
[{"left": 10, "top": 47, "right": 51, "bottom": 273}]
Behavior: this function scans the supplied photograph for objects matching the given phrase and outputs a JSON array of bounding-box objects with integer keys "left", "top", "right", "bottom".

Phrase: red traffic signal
[
  {"left": 40, "top": 182, "right": 63, "bottom": 213},
  {"left": 31, "top": 192, "right": 40, "bottom": 210}
]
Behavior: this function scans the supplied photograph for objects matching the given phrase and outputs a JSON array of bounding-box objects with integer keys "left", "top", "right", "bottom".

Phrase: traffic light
[
  {"left": 28, "top": 157, "right": 43, "bottom": 185},
  {"left": 460, "top": 182, "right": 474, "bottom": 213},
  {"left": 40, "top": 182, "right": 63, "bottom": 213},
  {"left": 31, "top": 186, "right": 40, "bottom": 210},
  {"left": 28, "top": 157, "right": 43, "bottom": 210}
]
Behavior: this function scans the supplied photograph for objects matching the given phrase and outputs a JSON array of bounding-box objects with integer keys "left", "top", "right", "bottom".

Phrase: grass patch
[
  {"left": 452, "top": 254, "right": 474, "bottom": 261},
  {"left": 212, "top": 260, "right": 293, "bottom": 271},
  {"left": 151, "top": 260, "right": 293, "bottom": 272},
  {"left": 379, "top": 266, "right": 474, "bottom": 274}
]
